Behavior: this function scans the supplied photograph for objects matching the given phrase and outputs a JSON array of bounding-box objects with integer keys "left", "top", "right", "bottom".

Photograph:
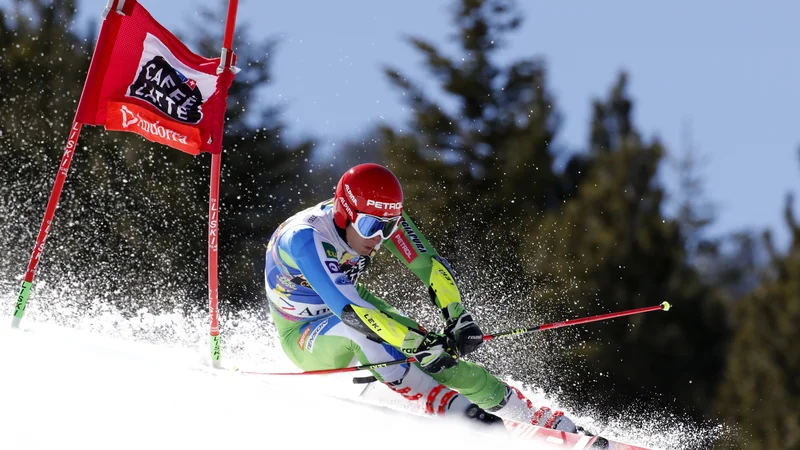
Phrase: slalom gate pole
[
  {"left": 238, "top": 302, "right": 671, "bottom": 376},
  {"left": 11, "top": 122, "right": 83, "bottom": 328},
  {"left": 207, "top": 0, "right": 239, "bottom": 368},
  {"left": 208, "top": 154, "right": 222, "bottom": 368}
]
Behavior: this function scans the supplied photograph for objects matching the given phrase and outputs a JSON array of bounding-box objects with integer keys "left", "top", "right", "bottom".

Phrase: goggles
[{"left": 353, "top": 213, "right": 401, "bottom": 240}]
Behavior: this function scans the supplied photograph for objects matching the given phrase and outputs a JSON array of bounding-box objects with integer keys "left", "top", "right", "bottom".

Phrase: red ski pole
[
  {"left": 237, "top": 357, "right": 418, "bottom": 376},
  {"left": 483, "top": 301, "right": 672, "bottom": 341}
]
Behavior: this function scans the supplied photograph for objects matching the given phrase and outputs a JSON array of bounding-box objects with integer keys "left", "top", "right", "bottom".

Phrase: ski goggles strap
[{"left": 354, "top": 213, "right": 401, "bottom": 240}]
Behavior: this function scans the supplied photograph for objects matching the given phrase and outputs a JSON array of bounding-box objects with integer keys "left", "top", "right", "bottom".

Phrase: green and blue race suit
[{"left": 264, "top": 200, "right": 509, "bottom": 413}]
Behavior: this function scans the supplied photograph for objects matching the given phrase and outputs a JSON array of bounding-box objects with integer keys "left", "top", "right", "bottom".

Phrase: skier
[{"left": 264, "top": 163, "right": 579, "bottom": 432}]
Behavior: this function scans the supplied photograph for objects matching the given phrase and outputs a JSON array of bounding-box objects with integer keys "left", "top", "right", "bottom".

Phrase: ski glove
[
  {"left": 401, "top": 329, "right": 458, "bottom": 374},
  {"left": 442, "top": 303, "right": 484, "bottom": 356}
]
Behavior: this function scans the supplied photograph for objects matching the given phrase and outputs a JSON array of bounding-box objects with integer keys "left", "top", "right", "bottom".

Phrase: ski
[
  {"left": 233, "top": 367, "right": 652, "bottom": 449},
  {"left": 504, "top": 419, "right": 650, "bottom": 449}
]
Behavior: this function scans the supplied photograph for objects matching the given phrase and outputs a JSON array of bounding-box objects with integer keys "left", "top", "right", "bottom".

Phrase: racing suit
[{"left": 264, "top": 200, "right": 575, "bottom": 431}]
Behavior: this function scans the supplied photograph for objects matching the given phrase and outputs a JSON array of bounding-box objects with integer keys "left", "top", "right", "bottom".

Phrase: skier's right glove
[{"left": 401, "top": 329, "right": 458, "bottom": 374}]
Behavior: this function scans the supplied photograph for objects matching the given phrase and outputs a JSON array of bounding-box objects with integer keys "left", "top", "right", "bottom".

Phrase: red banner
[{"left": 75, "top": 0, "right": 235, "bottom": 155}]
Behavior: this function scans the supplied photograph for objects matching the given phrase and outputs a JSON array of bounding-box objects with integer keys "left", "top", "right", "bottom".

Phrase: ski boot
[
  {"left": 465, "top": 403, "right": 505, "bottom": 428},
  {"left": 488, "top": 385, "right": 579, "bottom": 432}
]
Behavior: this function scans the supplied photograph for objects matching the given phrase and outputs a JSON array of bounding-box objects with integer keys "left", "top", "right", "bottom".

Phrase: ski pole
[
  {"left": 483, "top": 301, "right": 671, "bottom": 341},
  {"left": 239, "top": 302, "right": 671, "bottom": 376},
  {"left": 237, "top": 357, "right": 418, "bottom": 376}
]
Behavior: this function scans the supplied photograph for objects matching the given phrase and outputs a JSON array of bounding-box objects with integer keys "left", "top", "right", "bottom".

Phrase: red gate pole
[
  {"left": 207, "top": 0, "right": 240, "bottom": 368},
  {"left": 12, "top": 122, "right": 83, "bottom": 328}
]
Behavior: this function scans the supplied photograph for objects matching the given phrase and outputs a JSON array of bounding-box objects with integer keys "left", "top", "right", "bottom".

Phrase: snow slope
[
  {"left": 0, "top": 286, "right": 728, "bottom": 450},
  {"left": 0, "top": 318, "right": 531, "bottom": 450}
]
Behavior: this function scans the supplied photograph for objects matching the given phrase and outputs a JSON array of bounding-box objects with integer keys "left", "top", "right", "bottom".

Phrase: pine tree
[
  {"left": 377, "top": 0, "right": 563, "bottom": 260},
  {"left": 523, "top": 74, "right": 731, "bottom": 420},
  {"left": 715, "top": 190, "right": 800, "bottom": 449}
]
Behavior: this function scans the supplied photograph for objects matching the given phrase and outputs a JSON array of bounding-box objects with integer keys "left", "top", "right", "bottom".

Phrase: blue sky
[{"left": 69, "top": 1, "right": 800, "bottom": 247}]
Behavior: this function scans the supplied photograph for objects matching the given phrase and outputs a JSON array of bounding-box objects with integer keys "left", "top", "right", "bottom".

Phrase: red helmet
[{"left": 333, "top": 163, "right": 404, "bottom": 228}]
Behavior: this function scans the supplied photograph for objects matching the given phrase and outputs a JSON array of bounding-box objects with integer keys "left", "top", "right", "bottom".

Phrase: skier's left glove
[
  {"left": 401, "top": 329, "right": 459, "bottom": 374},
  {"left": 442, "top": 303, "right": 484, "bottom": 356}
]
